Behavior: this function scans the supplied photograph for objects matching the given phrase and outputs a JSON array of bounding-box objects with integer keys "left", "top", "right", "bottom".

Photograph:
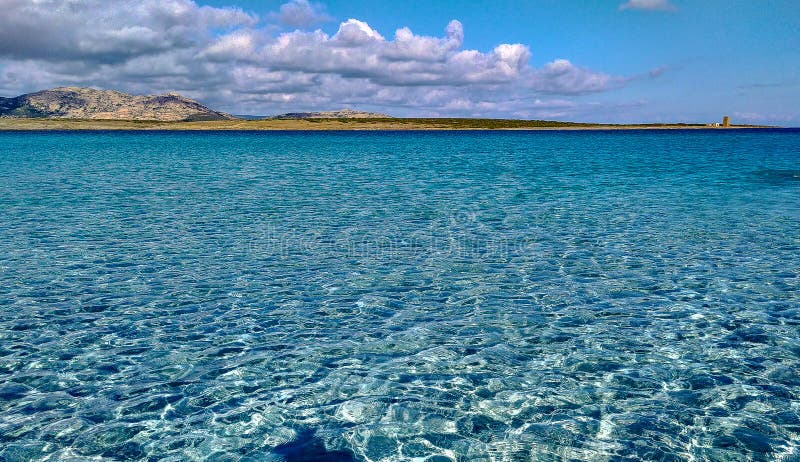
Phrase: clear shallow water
[{"left": 0, "top": 129, "right": 798, "bottom": 461}]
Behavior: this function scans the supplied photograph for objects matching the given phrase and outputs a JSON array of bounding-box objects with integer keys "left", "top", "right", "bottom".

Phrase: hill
[
  {"left": 270, "top": 109, "right": 392, "bottom": 119},
  {"left": 0, "top": 87, "right": 234, "bottom": 121}
]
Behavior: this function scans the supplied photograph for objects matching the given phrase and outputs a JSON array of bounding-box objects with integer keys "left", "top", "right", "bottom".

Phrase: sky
[{"left": 0, "top": 0, "right": 798, "bottom": 124}]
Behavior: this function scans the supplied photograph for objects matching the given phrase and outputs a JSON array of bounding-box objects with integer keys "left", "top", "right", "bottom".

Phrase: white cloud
[
  {"left": 0, "top": 0, "right": 257, "bottom": 62},
  {"left": 619, "top": 0, "right": 676, "bottom": 11},
  {"left": 529, "top": 59, "right": 622, "bottom": 94},
  {"left": 733, "top": 112, "right": 795, "bottom": 124},
  {"left": 333, "top": 19, "right": 385, "bottom": 45},
  {"left": 0, "top": 0, "right": 631, "bottom": 118},
  {"left": 269, "top": 0, "right": 332, "bottom": 28}
]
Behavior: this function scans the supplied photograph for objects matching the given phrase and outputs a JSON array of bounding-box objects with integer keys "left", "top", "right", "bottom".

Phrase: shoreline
[{"left": 0, "top": 118, "right": 777, "bottom": 131}]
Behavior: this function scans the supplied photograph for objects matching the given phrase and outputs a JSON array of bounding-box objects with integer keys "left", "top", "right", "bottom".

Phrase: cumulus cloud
[
  {"left": 619, "top": 0, "right": 676, "bottom": 11},
  {"left": 527, "top": 59, "right": 621, "bottom": 94},
  {"left": 269, "top": 0, "right": 332, "bottom": 28},
  {"left": 0, "top": 0, "right": 631, "bottom": 118},
  {"left": 0, "top": 0, "right": 257, "bottom": 62}
]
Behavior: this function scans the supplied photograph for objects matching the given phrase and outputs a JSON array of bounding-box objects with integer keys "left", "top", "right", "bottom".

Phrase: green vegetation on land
[{"left": 0, "top": 117, "right": 768, "bottom": 131}]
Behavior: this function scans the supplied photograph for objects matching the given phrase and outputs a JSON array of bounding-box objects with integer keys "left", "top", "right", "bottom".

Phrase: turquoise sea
[{"left": 0, "top": 129, "right": 798, "bottom": 461}]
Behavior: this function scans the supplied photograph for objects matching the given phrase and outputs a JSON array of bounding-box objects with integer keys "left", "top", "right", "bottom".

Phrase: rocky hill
[
  {"left": 270, "top": 109, "right": 392, "bottom": 119},
  {"left": 0, "top": 87, "right": 235, "bottom": 121}
]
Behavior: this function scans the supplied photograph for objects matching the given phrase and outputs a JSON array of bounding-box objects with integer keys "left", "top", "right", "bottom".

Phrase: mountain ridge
[{"left": 0, "top": 87, "right": 235, "bottom": 121}]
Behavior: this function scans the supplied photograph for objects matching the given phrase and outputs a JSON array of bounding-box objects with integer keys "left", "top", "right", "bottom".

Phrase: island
[{"left": 0, "top": 87, "right": 772, "bottom": 130}]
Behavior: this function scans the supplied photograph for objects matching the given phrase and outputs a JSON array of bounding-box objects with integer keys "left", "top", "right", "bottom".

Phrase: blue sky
[{"left": 1, "top": 0, "right": 798, "bottom": 124}]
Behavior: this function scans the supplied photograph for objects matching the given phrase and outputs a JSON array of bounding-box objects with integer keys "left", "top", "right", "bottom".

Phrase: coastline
[{"left": 0, "top": 118, "right": 775, "bottom": 131}]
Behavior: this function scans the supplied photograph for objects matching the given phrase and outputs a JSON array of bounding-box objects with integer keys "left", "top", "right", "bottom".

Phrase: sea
[{"left": 0, "top": 129, "right": 798, "bottom": 461}]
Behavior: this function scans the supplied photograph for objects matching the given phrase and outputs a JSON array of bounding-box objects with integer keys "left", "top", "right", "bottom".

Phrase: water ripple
[{"left": 0, "top": 130, "right": 799, "bottom": 461}]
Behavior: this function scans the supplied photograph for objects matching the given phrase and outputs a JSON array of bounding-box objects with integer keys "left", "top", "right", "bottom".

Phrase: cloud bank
[{"left": 0, "top": 0, "right": 630, "bottom": 117}]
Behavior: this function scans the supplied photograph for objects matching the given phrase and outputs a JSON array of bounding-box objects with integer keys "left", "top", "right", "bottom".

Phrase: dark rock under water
[
  {"left": 272, "top": 428, "right": 359, "bottom": 462},
  {"left": 752, "top": 168, "right": 800, "bottom": 185}
]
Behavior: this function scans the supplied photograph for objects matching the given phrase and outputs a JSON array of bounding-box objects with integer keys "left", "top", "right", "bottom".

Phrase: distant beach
[{"left": 0, "top": 118, "right": 773, "bottom": 131}]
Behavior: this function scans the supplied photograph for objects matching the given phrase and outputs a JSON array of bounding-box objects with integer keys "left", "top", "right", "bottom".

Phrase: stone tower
[{"left": 722, "top": 116, "right": 730, "bottom": 127}]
